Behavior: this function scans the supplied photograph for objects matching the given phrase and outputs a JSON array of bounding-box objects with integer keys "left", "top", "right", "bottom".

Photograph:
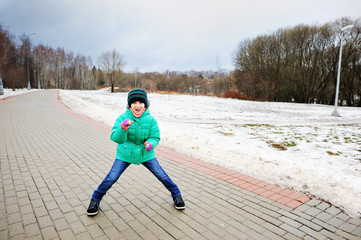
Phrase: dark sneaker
[
  {"left": 87, "top": 199, "right": 99, "bottom": 216},
  {"left": 173, "top": 195, "right": 185, "bottom": 210}
]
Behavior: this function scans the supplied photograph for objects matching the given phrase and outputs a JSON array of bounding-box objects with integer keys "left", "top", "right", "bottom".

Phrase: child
[{"left": 87, "top": 88, "right": 185, "bottom": 216}]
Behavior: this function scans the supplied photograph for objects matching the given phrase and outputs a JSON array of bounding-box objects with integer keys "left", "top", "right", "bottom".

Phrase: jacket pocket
[{"left": 118, "top": 144, "right": 132, "bottom": 159}]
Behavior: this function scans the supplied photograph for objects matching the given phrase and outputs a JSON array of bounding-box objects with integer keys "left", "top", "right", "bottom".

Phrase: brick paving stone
[
  {"left": 261, "top": 221, "right": 287, "bottom": 236},
  {"left": 290, "top": 209, "right": 313, "bottom": 220},
  {"left": 280, "top": 223, "right": 306, "bottom": 238},
  {"left": 351, "top": 226, "right": 361, "bottom": 236},
  {"left": 225, "top": 226, "right": 250, "bottom": 239},
  {"left": 294, "top": 203, "right": 312, "bottom": 212},
  {"left": 244, "top": 228, "right": 269, "bottom": 240},
  {"left": 122, "top": 228, "right": 143, "bottom": 240},
  {"left": 303, "top": 235, "right": 318, "bottom": 240},
  {"left": 38, "top": 215, "right": 53, "bottom": 229},
  {"left": 282, "top": 233, "right": 302, "bottom": 240},
  {"left": 87, "top": 224, "right": 106, "bottom": 238},
  {"left": 94, "top": 215, "right": 114, "bottom": 231},
  {"left": 76, "top": 231, "right": 93, "bottom": 240},
  {"left": 138, "top": 230, "right": 159, "bottom": 240},
  {"left": 20, "top": 204, "right": 33, "bottom": 215},
  {"left": 33, "top": 207, "right": 47, "bottom": 219},
  {"left": 157, "top": 232, "right": 175, "bottom": 240},
  {"left": 22, "top": 213, "right": 37, "bottom": 225},
  {"left": 315, "top": 211, "right": 333, "bottom": 222},
  {"left": 335, "top": 212, "right": 351, "bottom": 221},
  {"left": 8, "top": 222, "right": 23, "bottom": 237},
  {"left": 58, "top": 229, "right": 76, "bottom": 239},
  {"left": 304, "top": 207, "right": 323, "bottom": 217},
  {"left": 127, "top": 219, "right": 148, "bottom": 233},
  {"left": 9, "top": 234, "right": 27, "bottom": 240},
  {"left": 311, "top": 218, "right": 337, "bottom": 232},
  {"left": 145, "top": 221, "right": 167, "bottom": 237},
  {"left": 225, "top": 210, "right": 247, "bottom": 223},
  {"left": 48, "top": 209, "right": 63, "bottom": 222},
  {"left": 339, "top": 222, "right": 358, "bottom": 233},
  {"left": 335, "top": 229, "right": 360, "bottom": 240},
  {"left": 348, "top": 217, "right": 361, "bottom": 226},
  {"left": 0, "top": 232, "right": 8, "bottom": 240},
  {"left": 24, "top": 223, "right": 41, "bottom": 238},
  {"left": 316, "top": 202, "right": 330, "bottom": 210},
  {"left": 305, "top": 199, "right": 322, "bottom": 207},
  {"left": 320, "top": 229, "right": 345, "bottom": 240},
  {"left": 70, "top": 221, "right": 86, "bottom": 235},
  {"left": 243, "top": 219, "right": 267, "bottom": 234},
  {"left": 53, "top": 218, "right": 69, "bottom": 232},
  {"left": 58, "top": 203, "right": 73, "bottom": 214},
  {"left": 1, "top": 90, "right": 360, "bottom": 240},
  {"left": 328, "top": 217, "right": 346, "bottom": 227},
  {"left": 299, "top": 225, "right": 326, "bottom": 239},
  {"left": 261, "top": 229, "right": 285, "bottom": 240},
  {"left": 7, "top": 212, "right": 21, "bottom": 225},
  {"left": 41, "top": 225, "right": 58, "bottom": 239},
  {"left": 30, "top": 199, "right": 44, "bottom": 209},
  {"left": 64, "top": 211, "right": 79, "bottom": 223},
  {"left": 186, "top": 220, "right": 209, "bottom": 234},
  {"left": 279, "top": 216, "right": 303, "bottom": 229},
  {"left": 325, "top": 206, "right": 342, "bottom": 215},
  {"left": 197, "top": 230, "right": 221, "bottom": 240},
  {"left": 183, "top": 227, "right": 208, "bottom": 240},
  {"left": 6, "top": 204, "right": 19, "bottom": 215},
  {"left": 206, "top": 222, "right": 228, "bottom": 237},
  {"left": 226, "top": 219, "right": 248, "bottom": 233},
  {"left": 293, "top": 216, "right": 323, "bottom": 232}
]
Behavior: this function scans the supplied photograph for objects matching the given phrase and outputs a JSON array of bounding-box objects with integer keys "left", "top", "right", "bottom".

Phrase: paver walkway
[{"left": 0, "top": 90, "right": 360, "bottom": 240}]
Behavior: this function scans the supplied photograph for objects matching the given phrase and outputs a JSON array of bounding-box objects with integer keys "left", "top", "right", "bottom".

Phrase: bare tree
[
  {"left": 133, "top": 67, "right": 139, "bottom": 88},
  {"left": 0, "top": 24, "right": 18, "bottom": 87},
  {"left": 55, "top": 48, "right": 66, "bottom": 89},
  {"left": 98, "top": 49, "right": 125, "bottom": 92},
  {"left": 233, "top": 17, "right": 361, "bottom": 105}
]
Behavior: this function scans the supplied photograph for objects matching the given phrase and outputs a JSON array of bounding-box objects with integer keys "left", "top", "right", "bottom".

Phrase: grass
[
  {"left": 223, "top": 132, "right": 234, "bottom": 136},
  {"left": 217, "top": 131, "right": 234, "bottom": 136},
  {"left": 326, "top": 151, "right": 341, "bottom": 156},
  {"left": 267, "top": 140, "right": 288, "bottom": 151},
  {"left": 239, "top": 123, "right": 359, "bottom": 159},
  {"left": 270, "top": 143, "right": 287, "bottom": 151},
  {"left": 243, "top": 124, "right": 272, "bottom": 128},
  {"left": 283, "top": 141, "right": 297, "bottom": 147},
  {"left": 273, "top": 131, "right": 284, "bottom": 134}
]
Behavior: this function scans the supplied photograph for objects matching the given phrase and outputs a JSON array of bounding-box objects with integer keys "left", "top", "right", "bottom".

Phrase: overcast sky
[{"left": 1, "top": 0, "right": 360, "bottom": 72}]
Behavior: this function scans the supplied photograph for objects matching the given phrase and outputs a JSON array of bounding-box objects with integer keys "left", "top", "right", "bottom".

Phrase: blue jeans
[{"left": 92, "top": 158, "right": 181, "bottom": 202}]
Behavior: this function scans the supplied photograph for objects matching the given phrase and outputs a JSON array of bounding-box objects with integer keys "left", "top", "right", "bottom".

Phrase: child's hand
[
  {"left": 144, "top": 141, "right": 152, "bottom": 151},
  {"left": 121, "top": 119, "right": 133, "bottom": 130}
]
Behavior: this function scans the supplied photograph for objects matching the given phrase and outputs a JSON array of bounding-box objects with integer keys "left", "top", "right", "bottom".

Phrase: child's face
[{"left": 130, "top": 101, "right": 145, "bottom": 113}]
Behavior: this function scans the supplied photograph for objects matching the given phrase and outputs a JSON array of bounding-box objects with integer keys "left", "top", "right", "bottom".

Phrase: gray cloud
[{"left": 1, "top": 0, "right": 360, "bottom": 72}]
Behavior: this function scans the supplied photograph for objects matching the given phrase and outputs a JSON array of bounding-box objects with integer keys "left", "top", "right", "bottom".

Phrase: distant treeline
[
  {"left": 1, "top": 16, "right": 360, "bottom": 106},
  {"left": 233, "top": 17, "right": 361, "bottom": 106},
  {"left": 0, "top": 23, "right": 230, "bottom": 95}
]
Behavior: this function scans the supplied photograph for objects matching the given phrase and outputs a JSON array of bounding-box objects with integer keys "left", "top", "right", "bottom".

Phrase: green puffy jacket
[{"left": 110, "top": 108, "right": 160, "bottom": 165}]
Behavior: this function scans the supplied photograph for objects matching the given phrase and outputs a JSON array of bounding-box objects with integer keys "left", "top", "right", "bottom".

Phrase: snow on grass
[
  {"left": 59, "top": 88, "right": 361, "bottom": 217},
  {"left": 0, "top": 88, "right": 39, "bottom": 99}
]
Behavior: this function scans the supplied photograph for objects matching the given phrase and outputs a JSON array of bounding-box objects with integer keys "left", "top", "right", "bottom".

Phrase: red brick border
[
  {"left": 155, "top": 145, "right": 309, "bottom": 208},
  {"left": 53, "top": 90, "right": 310, "bottom": 209}
]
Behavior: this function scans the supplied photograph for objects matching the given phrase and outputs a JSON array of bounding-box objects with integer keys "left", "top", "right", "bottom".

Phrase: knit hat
[{"left": 128, "top": 88, "right": 148, "bottom": 108}]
